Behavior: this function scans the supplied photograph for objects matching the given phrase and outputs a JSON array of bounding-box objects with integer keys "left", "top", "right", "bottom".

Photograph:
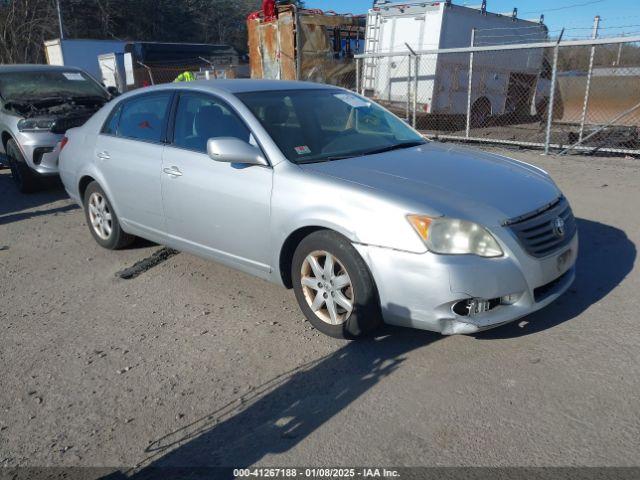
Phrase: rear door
[{"left": 93, "top": 91, "right": 173, "bottom": 236}]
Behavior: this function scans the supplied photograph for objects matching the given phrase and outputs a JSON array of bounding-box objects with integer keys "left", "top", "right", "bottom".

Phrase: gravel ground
[{"left": 0, "top": 146, "right": 638, "bottom": 475}]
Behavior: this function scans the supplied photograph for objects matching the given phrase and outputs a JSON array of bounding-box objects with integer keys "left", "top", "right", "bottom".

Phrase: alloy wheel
[
  {"left": 88, "top": 192, "right": 113, "bottom": 240},
  {"left": 300, "top": 250, "right": 354, "bottom": 325}
]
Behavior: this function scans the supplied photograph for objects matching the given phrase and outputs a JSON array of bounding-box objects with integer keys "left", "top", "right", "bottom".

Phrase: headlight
[
  {"left": 17, "top": 118, "right": 55, "bottom": 131},
  {"left": 407, "top": 215, "right": 503, "bottom": 257}
]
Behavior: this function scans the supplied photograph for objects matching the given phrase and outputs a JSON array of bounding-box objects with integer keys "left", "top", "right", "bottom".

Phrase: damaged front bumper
[
  {"left": 14, "top": 130, "right": 63, "bottom": 176},
  {"left": 354, "top": 233, "right": 578, "bottom": 335}
]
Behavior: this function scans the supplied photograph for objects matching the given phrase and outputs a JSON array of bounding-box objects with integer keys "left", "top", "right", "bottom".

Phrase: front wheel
[
  {"left": 6, "top": 139, "right": 42, "bottom": 193},
  {"left": 292, "top": 230, "right": 382, "bottom": 339},
  {"left": 83, "top": 181, "right": 134, "bottom": 250}
]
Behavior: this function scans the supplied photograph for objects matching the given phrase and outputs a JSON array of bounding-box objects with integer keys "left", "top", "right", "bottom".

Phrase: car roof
[
  {"left": 135, "top": 79, "right": 342, "bottom": 95},
  {"left": 0, "top": 64, "right": 85, "bottom": 74}
]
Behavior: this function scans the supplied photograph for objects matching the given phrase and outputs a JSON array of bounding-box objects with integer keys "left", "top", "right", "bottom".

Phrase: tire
[
  {"left": 292, "top": 230, "right": 382, "bottom": 339},
  {"left": 83, "top": 181, "right": 134, "bottom": 250},
  {"left": 5, "top": 139, "right": 42, "bottom": 193}
]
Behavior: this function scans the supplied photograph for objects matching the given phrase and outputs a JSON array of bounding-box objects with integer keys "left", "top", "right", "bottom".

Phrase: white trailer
[
  {"left": 363, "top": 1, "right": 549, "bottom": 122},
  {"left": 44, "top": 39, "right": 127, "bottom": 83},
  {"left": 98, "top": 52, "right": 131, "bottom": 93}
]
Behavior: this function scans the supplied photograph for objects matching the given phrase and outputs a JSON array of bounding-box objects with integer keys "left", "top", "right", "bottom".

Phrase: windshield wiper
[
  {"left": 69, "top": 95, "right": 107, "bottom": 103},
  {"left": 297, "top": 141, "right": 427, "bottom": 164},
  {"left": 8, "top": 95, "right": 106, "bottom": 108},
  {"left": 358, "top": 140, "right": 427, "bottom": 157},
  {"left": 9, "top": 96, "right": 68, "bottom": 108}
]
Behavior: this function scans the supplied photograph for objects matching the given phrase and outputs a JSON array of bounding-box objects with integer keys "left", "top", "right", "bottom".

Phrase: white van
[{"left": 363, "top": 1, "right": 550, "bottom": 124}]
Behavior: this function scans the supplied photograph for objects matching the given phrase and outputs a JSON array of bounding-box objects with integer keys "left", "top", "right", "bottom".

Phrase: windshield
[
  {"left": 236, "top": 89, "right": 426, "bottom": 164},
  {"left": 0, "top": 70, "right": 107, "bottom": 103}
]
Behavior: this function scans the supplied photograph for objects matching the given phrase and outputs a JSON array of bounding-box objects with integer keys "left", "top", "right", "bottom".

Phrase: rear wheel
[
  {"left": 5, "top": 139, "right": 42, "bottom": 193},
  {"left": 83, "top": 181, "right": 134, "bottom": 250},
  {"left": 292, "top": 230, "right": 382, "bottom": 339}
]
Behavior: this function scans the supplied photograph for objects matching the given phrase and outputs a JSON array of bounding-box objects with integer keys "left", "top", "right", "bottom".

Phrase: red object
[
  {"left": 262, "top": 0, "right": 276, "bottom": 20},
  {"left": 59, "top": 136, "right": 69, "bottom": 151}
]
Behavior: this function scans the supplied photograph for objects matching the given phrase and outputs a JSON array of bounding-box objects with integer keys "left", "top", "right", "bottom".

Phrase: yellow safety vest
[{"left": 174, "top": 71, "right": 196, "bottom": 82}]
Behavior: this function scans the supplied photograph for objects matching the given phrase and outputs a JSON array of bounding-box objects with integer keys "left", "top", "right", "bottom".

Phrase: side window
[
  {"left": 101, "top": 103, "right": 122, "bottom": 135},
  {"left": 118, "top": 93, "right": 172, "bottom": 143},
  {"left": 173, "top": 93, "right": 251, "bottom": 153}
]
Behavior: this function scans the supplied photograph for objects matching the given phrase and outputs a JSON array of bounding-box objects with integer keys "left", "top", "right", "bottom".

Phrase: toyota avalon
[{"left": 58, "top": 80, "right": 577, "bottom": 338}]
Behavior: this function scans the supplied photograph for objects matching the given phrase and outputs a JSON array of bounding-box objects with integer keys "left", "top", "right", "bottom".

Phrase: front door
[{"left": 161, "top": 92, "right": 273, "bottom": 273}]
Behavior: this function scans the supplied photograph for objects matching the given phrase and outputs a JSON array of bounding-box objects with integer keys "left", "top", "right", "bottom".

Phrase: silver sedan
[{"left": 59, "top": 80, "right": 578, "bottom": 338}]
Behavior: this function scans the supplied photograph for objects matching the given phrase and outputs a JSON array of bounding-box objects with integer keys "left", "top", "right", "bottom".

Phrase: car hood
[{"left": 300, "top": 142, "right": 561, "bottom": 226}]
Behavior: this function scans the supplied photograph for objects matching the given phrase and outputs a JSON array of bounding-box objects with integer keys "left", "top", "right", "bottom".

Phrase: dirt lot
[{"left": 0, "top": 146, "right": 639, "bottom": 475}]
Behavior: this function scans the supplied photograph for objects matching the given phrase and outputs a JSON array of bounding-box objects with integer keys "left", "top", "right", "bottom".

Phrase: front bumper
[
  {"left": 354, "top": 233, "right": 578, "bottom": 335},
  {"left": 15, "top": 130, "right": 63, "bottom": 176}
]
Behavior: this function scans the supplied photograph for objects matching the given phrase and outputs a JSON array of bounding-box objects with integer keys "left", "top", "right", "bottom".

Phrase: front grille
[
  {"left": 507, "top": 196, "right": 577, "bottom": 257},
  {"left": 33, "top": 146, "right": 54, "bottom": 165}
]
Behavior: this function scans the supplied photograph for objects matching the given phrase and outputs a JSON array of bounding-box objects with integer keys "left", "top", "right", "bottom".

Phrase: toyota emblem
[{"left": 552, "top": 217, "right": 566, "bottom": 238}]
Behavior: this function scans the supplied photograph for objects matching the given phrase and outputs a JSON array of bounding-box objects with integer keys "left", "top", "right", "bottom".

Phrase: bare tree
[
  {"left": 0, "top": 0, "right": 261, "bottom": 64},
  {"left": 0, "top": 0, "right": 57, "bottom": 64}
]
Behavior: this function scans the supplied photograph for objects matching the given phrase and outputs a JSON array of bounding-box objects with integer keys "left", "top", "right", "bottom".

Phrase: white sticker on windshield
[
  {"left": 63, "top": 72, "right": 86, "bottom": 81},
  {"left": 334, "top": 93, "right": 370, "bottom": 108},
  {"left": 294, "top": 145, "right": 311, "bottom": 155}
]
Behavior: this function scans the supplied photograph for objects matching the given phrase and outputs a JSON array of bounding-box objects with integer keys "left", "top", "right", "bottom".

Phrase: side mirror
[{"left": 207, "top": 137, "right": 268, "bottom": 166}]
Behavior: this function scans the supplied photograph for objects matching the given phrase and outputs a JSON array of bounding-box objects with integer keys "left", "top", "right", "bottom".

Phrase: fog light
[
  {"left": 33, "top": 146, "right": 54, "bottom": 165},
  {"left": 500, "top": 293, "right": 523, "bottom": 305},
  {"left": 452, "top": 297, "right": 500, "bottom": 317}
]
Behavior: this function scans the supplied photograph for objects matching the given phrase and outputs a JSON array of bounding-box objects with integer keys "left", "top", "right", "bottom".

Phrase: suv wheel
[
  {"left": 83, "top": 181, "right": 134, "bottom": 250},
  {"left": 292, "top": 230, "right": 382, "bottom": 339},
  {"left": 6, "top": 139, "right": 41, "bottom": 193}
]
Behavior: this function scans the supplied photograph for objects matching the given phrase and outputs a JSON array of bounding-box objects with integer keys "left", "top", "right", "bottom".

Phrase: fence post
[
  {"left": 356, "top": 57, "right": 361, "bottom": 94},
  {"left": 138, "top": 61, "right": 155, "bottom": 85},
  {"left": 413, "top": 55, "right": 419, "bottom": 128},
  {"left": 465, "top": 28, "right": 476, "bottom": 138},
  {"left": 544, "top": 30, "right": 564, "bottom": 155},
  {"left": 578, "top": 16, "right": 600, "bottom": 142},
  {"left": 403, "top": 44, "right": 418, "bottom": 124},
  {"left": 406, "top": 54, "right": 412, "bottom": 122}
]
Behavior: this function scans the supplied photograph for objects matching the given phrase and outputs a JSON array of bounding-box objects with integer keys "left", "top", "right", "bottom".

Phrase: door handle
[
  {"left": 163, "top": 166, "right": 183, "bottom": 177},
  {"left": 96, "top": 151, "right": 110, "bottom": 160}
]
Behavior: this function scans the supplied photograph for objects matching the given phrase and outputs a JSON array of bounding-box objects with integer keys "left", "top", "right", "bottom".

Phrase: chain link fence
[
  {"left": 354, "top": 35, "right": 640, "bottom": 155},
  {"left": 126, "top": 63, "right": 250, "bottom": 89}
]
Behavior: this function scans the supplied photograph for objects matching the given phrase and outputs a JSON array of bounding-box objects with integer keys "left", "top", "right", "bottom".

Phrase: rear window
[
  {"left": 114, "top": 93, "right": 173, "bottom": 143},
  {"left": 101, "top": 103, "right": 122, "bottom": 135}
]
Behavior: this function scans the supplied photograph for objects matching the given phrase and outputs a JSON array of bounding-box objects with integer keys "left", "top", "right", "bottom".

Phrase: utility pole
[{"left": 56, "top": 0, "right": 65, "bottom": 40}]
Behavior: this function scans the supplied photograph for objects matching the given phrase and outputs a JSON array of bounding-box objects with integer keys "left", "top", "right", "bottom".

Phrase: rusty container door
[{"left": 247, "top": 11, "right": 297, "bottom": 81}]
